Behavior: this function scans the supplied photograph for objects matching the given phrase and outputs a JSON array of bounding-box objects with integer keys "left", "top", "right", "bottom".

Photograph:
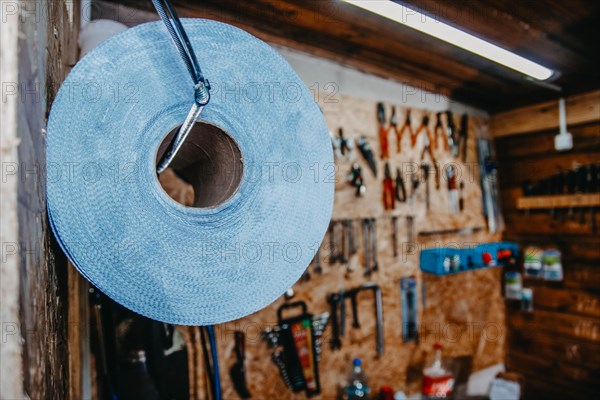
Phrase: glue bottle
[{"left": 422, "top": 343, "right": 454, "bottom": 399}]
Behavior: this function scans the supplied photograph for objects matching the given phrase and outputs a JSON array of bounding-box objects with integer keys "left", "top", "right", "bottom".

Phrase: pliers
[
  {"left": 395, "top": 167, "right": 406, "bottom": 202},
  {"left": 434, "top": 112, "right": 449, "bottom": 151},
  {"left": 413, "top": 114, "right": 434, "bottom": 149},
  {"left": 383, "top": 162, "right": 395, "bottom": 210},
  {"left": 420, "top": 133, "right": 440, "bottom": 190},
  {"left": 389, "top": 106, "right": 403, "bottom": 153},
  {"left": 377, "top": 102, "right": 389, "bottom": 159},
  {"left": 395, "top": 108, "right": 414, "bottom": 153}
]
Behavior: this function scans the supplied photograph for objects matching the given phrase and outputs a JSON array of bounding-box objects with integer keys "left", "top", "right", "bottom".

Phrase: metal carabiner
[{"left": 152, "top": 0, "right": 211, "bottom": 174}]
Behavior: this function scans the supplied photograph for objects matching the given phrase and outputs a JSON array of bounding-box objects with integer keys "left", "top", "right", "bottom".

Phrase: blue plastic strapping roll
[{"left": 46, "top": 19, "right": 334, "bottom": 325}]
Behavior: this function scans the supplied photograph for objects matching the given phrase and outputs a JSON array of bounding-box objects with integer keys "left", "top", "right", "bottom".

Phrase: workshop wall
[
  {"left": 87, "top": 3, "right": 503, "bottom": 398},
  {"left": 492, "top": 90, "right": 600, "bottom": 399},
  {"left": 168, "top": 94, "right": 504, "bottom": 399}
]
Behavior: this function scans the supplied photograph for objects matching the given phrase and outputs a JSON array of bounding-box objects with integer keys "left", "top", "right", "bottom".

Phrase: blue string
[{"left": 206, "top": 325, "right": 222, "bottom": 400}]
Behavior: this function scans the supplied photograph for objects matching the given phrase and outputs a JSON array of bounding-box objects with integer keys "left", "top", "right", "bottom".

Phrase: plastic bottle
[
  {"left": 422, "top": 343, "right": 454, "bottom": 399},
  {"left": 344, "top": 358, "right": 370, "bottom": 399}
]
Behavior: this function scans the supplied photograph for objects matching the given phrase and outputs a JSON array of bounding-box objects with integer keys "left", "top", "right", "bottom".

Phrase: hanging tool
[
  {"left": 348, "top": 219, "right": 357, "bottom": 257},
  {"left": 357, "top": 136, "right": 378, "bottom": 177},
  {"left": 339, "top": 288, "right": 347, "bottom": 337},
  {"left": 328, "top": 222, "right": 336, "bottom": 264},
  {"left": 446, "top": 111, "right": 458, "bottom": 157},
  {"left": 276, "top": 302, "right": 322, "bottom": 396},
  {"left": 446, "top": 165, "right": 459, "bottom": 215},
  {"left": 377, "top": 102, "right": 389, "bottom": 159},
  {"left": 230, "top": 331, "right": 252, "bottom": 399},
  {"left": 347, "top": 164, "right": 366, "bottom": 197},
  {"left": 314, "top": 247, "right": 322, "bottom": 274},
  {"left": 341, "top": 289, "right": 361, "bottom": 332},
  {"left": 361, "top": 218, "right": 378, "bottom": 275},
  {"left": 304, "top": 245, "right": 321, "bottom": 280},
  {"left": 434, "top": 112, "right": 449, "bottom": 151},
  {"left": 362, "top": 282, "right": 384, "bottom": 356},
  {"left": 311, "top": 313, "right": 330, "bottom": 362},
  {"left": 337, "top": 283, "right": 385, "bottom": 356},
  {"left": 410, "top": 169, "right": 421, "bottom": 206},
  {"left": 261, "top": 328, "right": 293, "bottom": 389},
  {"left": 420, "top": 133, "right": 440, "bottom": 190},
  {"left": 333, "top": 127, "right": 353, "bottom": 160},
  {"left": 391, "top": 216, "right": 398, "bottom": 258},
  {"left": 362, "top": 218, "right": 372, "bottom": 276},
  {"left": 340, "top": 220, "right": 348, "bottom": 264},
  {"left": 421, "top": 163, "right": 431, "bottom": 211},
  {"left": 395, "top": 168, "right": 407, "bottom": 202},
  {"left": 383, "top": 162, "right": 395, "bottom": 210},
  {"left": 477, "top": 139, "right": 503, "bottom": 233},
  {"left": 261, "top": 304, "right": 326, "bottom": 397},
  {"left": 397, "top": 109, "right": 415, "bottom": 152},
  {"left": 400, "top": 276, "right": 418, "bottom": 343},
  {"left": 327, "top": 293, "right": 342, "bottom": 350},
  {"left": 459, "top": 182, "right": 465, "bottom": 212},
  {"left": 406, "top": 215, "right": 415, "bottom": 244},
  {"left": 350, "top": 292, "right": 360, "bottom": 329},
  {"left": 389, "top": 106, "right": 401, "bottom": 153},
  {"left": 328, "top": 221, "right": 343, "bottom": 264},
  {"left": 370, "top": 218, "right": 378, "bottom": 272},
  {"left": 459, "top": 114, "right": 468, "bottom": 162},
  {"left": 271, "top": 350, "right": 293, "bottom": 389},
  {"left": 413, "top": 115, "right": 434, "bottom": 149},
  {"left": 343, "top": 220, "right": 357, "bottom": 273}
]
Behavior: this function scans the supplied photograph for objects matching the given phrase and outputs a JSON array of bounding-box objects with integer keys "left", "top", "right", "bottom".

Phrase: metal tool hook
[{"left": 152, "top": 0, "right": 211, "bottom": 174}]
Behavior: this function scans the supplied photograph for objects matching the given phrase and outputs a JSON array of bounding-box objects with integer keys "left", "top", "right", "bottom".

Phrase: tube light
[{"left": 340, "top": 0, "right": 554, "bottom": 80}]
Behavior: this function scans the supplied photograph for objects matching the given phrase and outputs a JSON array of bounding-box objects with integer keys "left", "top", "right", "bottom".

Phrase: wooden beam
[
  {"left": 490, "top": 90, "right": 600, "bottom": 137},
  {"left": 68, "top": 263, "right": 90, "bottom": 400},
  {"left": 0, "top": 1, "right": 23, "bottom": 397}
]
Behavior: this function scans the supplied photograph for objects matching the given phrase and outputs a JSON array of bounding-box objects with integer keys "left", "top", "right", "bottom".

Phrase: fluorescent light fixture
[{"left": 340, "top": 0, "right": 554, "bottom": 80}]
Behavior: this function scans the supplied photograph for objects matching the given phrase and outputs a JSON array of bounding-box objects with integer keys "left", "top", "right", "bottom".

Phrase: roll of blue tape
[{"left": 46, "top": 20, "right": 334, "bottom": 325}]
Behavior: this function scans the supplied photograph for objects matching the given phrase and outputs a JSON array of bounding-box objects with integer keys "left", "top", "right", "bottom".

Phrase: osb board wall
[
  {"left": 164, "top": 94, "right": 504, "bottom": 399},
  {"left": 493, "top": 91, "right": 600, "bottom": 399}
]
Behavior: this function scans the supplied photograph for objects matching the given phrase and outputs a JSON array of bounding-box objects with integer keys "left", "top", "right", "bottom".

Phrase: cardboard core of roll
[{"left": 156, "top": 122, "right": 243, "bottom": 208}]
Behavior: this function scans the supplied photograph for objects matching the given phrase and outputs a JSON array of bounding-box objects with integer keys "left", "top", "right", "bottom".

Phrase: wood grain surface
[{"left": 494, "top": 90, "right": 600, "bottom": 399}]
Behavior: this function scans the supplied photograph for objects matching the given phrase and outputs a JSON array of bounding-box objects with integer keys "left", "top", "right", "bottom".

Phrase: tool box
[{"left": 420, "top": 242, "right": 519, "bottom": 275}]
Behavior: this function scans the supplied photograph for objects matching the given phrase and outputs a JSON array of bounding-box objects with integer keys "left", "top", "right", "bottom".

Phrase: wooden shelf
[{"left": 517, "top": 194, "right": 600, "bottom": 210}]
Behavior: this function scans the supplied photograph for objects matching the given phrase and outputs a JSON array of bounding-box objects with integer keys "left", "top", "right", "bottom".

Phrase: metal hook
[{"left": 152, "top": 0, "right": 211, "bottom": 174}]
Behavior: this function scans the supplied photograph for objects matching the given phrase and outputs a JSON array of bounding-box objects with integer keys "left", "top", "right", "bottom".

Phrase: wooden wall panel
[
  {"left": 491, "top": 90, "right": 600, "bottom": 137},
  {"left": 14, "top": 1, "right": 81, "bottom": 400},
  {"left": 493, "top": 90, "right": 600, "bottom": 399}
]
